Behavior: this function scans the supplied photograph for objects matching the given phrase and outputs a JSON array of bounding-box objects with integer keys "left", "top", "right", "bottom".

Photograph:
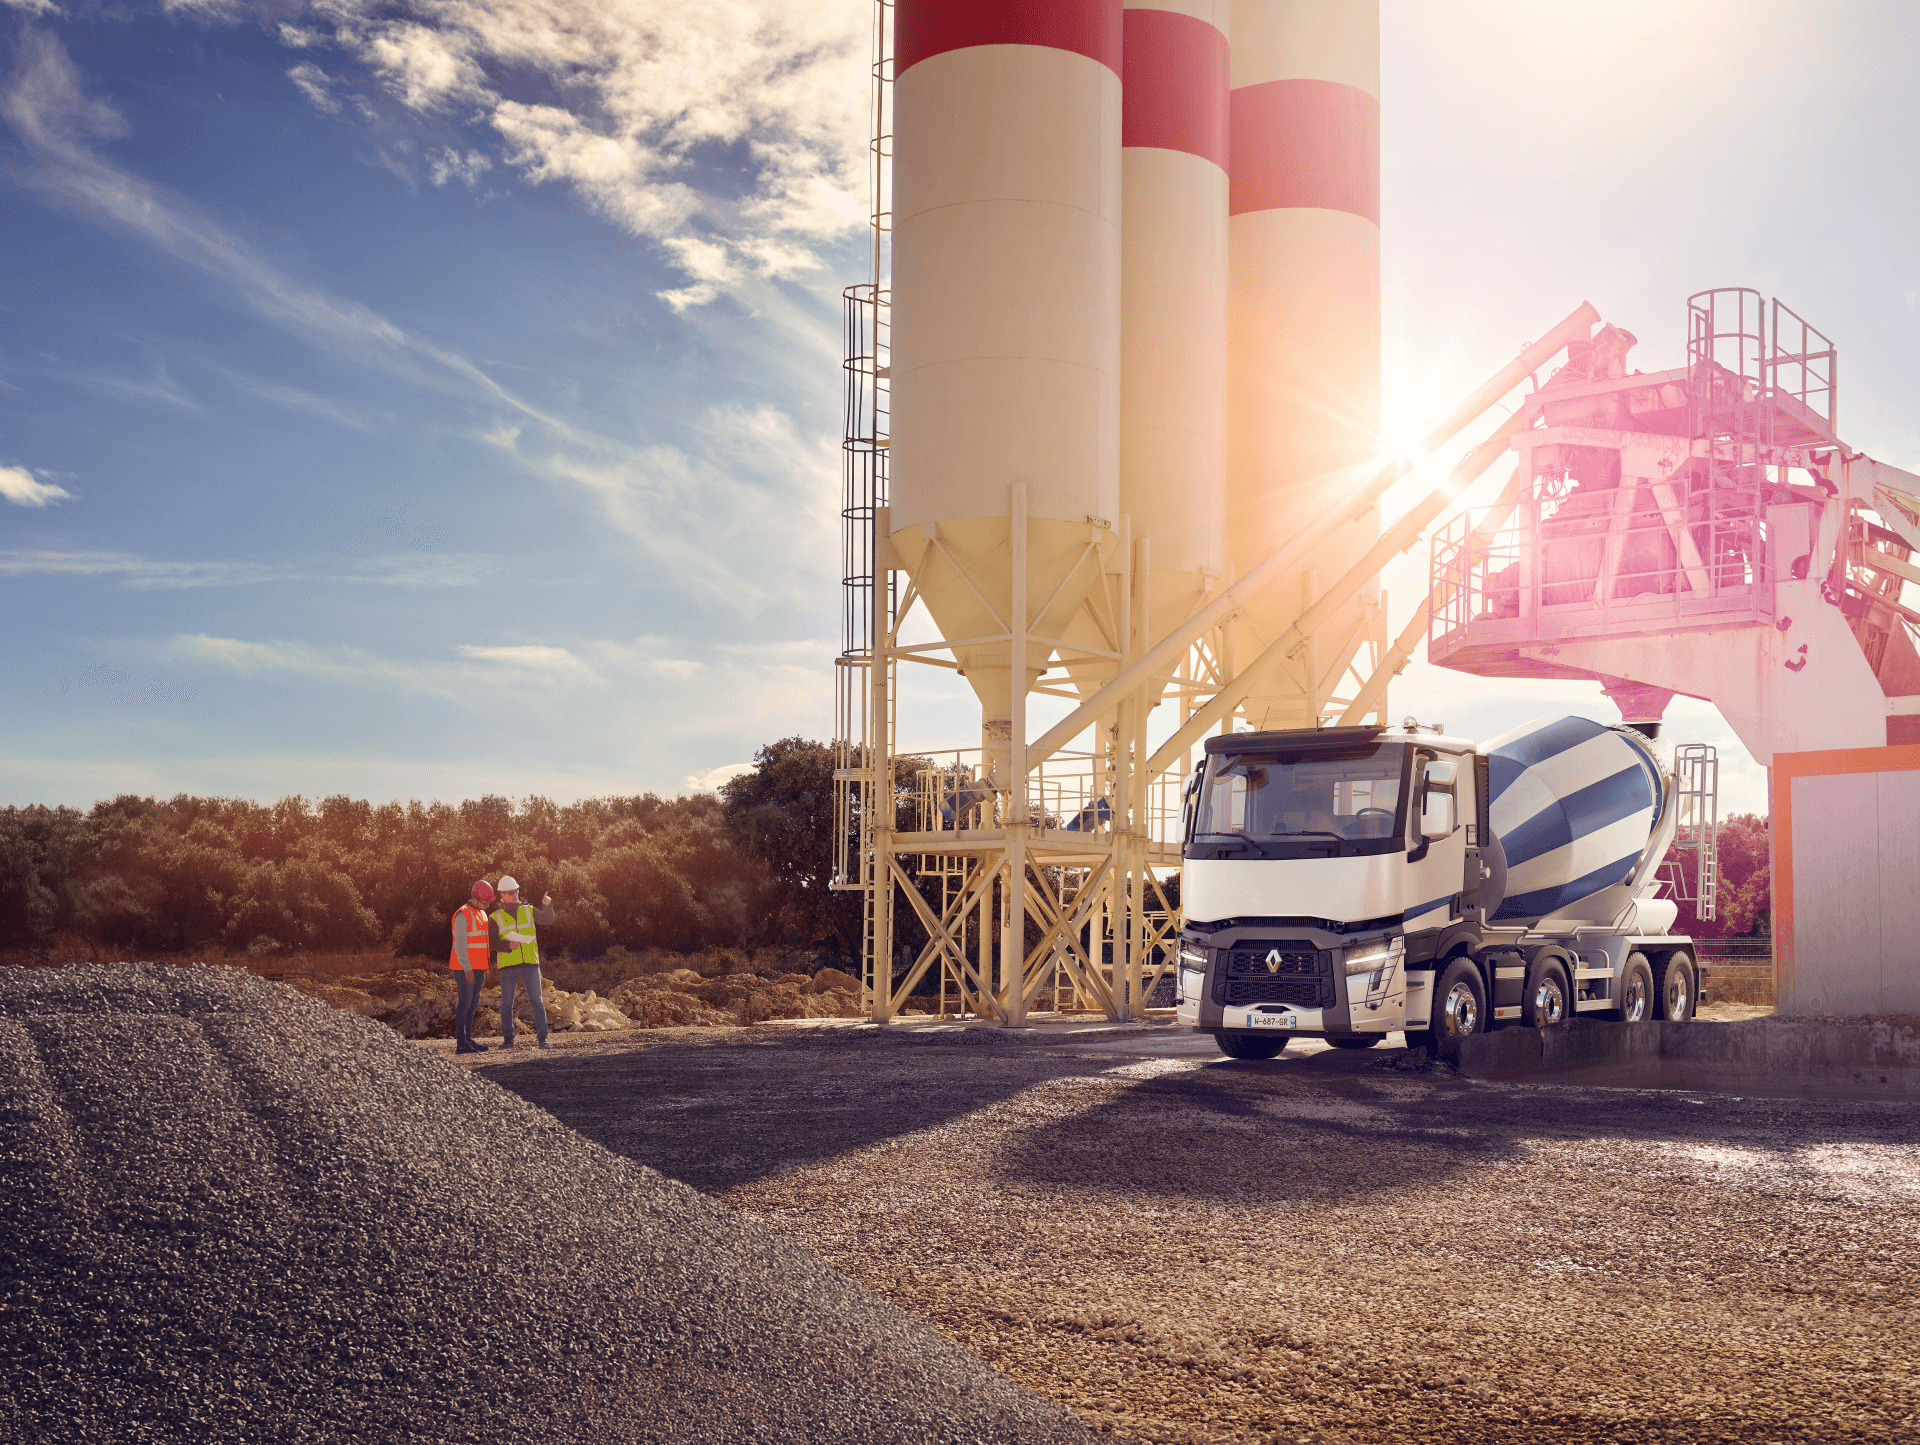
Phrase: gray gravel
[{"left": 0, "top": 964, "right": 1108, "bottom": 1445}]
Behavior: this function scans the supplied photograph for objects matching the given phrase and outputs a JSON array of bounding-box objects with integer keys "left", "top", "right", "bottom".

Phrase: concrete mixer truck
[{"left": 1172, "top": 715, "right": 1710, "bottom": 1059}]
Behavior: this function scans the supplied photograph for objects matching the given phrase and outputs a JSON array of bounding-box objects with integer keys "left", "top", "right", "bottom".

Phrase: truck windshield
[{"left": 1190, "top": 743, "right": 1409, "bottom": 860}]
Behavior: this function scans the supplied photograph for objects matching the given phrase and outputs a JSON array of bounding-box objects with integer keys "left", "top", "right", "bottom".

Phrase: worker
[
  {"left": 450, "top": 880, "right": 495, "bottom": 1054},
  {"left": 491, "top": 875, "right": 555, "bottom": 1050}
]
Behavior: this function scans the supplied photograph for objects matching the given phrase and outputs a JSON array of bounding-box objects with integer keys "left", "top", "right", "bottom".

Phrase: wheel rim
[
  {"left": 1442, "top": 981, "right": 1478, "bottom": 1036},
  {"left": 1533, "top": 976, "right": 1565, "bottom": 1025},
  {"left": 1623, "top": 976, "right": 1648, "bottom": 1022},
  {"left": 1666, "top": 972, "right": 1690, "bottom": 1020}
]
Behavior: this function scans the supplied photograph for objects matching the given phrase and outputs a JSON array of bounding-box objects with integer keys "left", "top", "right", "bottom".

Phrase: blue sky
[{"left": 1, "top": 0, "right": 1915, "bottom": 815}]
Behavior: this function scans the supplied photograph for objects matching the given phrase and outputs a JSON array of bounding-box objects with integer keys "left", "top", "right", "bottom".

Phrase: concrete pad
[{"left": 1449, "top": 1016, "right": 1920, "bottom": 1097}]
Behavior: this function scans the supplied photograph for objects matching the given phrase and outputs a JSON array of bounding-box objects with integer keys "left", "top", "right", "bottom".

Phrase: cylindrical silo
[
  {"left": 1225, "top": 0, "right": 1380, "bottom": 730},
  {"left": 1064, "top": 0, "right": 1229, "bottom": 700},
  {"left": 888, "top": 1, "right": 1124, "bottom": 782}
]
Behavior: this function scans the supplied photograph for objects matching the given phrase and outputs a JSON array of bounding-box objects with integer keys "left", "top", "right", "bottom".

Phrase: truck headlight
[
  {"left": 1179, "top": 946, "right": 1207, "bottom": 968},
  {"left": 1343, "top": 939, "right": 1404, "bottom": 976}
]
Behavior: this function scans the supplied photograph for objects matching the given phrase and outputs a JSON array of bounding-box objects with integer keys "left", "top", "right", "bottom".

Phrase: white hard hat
[{"left": 497, "top": 875, "right": 519, "bottom": 892}]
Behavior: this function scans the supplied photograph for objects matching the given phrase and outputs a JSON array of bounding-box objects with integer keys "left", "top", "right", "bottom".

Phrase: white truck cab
[{"left": 1174, "top": 716, "right": 1707, "bottom": 1060}]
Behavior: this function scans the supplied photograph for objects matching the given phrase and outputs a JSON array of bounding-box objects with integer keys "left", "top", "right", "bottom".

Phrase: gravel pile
[{"left": 0, "top": 964, "right": 1107, "bottom": 1445}]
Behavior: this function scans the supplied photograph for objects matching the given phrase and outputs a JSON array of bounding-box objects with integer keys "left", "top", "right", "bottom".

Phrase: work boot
[{"left": 536, "top": 1037, "right": 550, "bottom": 1050}]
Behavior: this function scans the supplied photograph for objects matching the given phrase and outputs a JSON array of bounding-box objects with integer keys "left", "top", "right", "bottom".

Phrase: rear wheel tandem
[
  {"left": 1655, "top": 951, "right": 1697, "bottom": 1022},
  {"left": 1215, "top": 1032, "right": 1288, "bottom": 1060},
  {"left": 1431, "top": 957, "right": 1485, "bottom": 1043},
  {"left": 1524, "top": 955, "right": 1572, "bottom": 1028},
  {"left": 1611, "top": 952, "right": 1655, "bottom": 1023}
]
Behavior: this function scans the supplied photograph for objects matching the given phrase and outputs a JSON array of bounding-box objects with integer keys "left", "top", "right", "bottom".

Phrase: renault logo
[{"left": 1265, "top": 949, "right": 1284, "bottom": 974}]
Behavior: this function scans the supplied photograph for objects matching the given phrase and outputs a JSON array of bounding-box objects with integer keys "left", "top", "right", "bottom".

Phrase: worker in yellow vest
[
  {"left": 491, "top": 875, "right": 555, "bottom": 1049},
  {"left": 449, "top": 880, "right": 496, "bottom": 1054}
]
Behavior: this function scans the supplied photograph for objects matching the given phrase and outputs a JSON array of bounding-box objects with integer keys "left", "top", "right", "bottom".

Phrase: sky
[{"left": 1, "top": 0, "right": 1915, "bottom": 815}]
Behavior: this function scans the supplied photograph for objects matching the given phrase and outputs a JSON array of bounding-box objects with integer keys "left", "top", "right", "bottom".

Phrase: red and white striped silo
[
  {"left": 1225, "top": 0, "right": 1381, "bottom": 729},
  {"left": 888, "top": 2, "right": 1125, "bottom": 770},
  {"left": 1117, "top": 0, "right": 1230, "bottom": 676}
]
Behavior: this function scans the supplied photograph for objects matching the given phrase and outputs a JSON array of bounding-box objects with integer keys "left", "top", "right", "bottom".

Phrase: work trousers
[
  {"left": 453, "top": 968, "right": 482, "bottom": 1044},
  {"left": 497, "top": 964, "right": 547, "bottom": 1044}
]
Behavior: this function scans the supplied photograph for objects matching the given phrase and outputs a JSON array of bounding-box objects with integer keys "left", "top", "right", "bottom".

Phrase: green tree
[{"left": 721, "top": 738, "right": 860, "bottom": 958}]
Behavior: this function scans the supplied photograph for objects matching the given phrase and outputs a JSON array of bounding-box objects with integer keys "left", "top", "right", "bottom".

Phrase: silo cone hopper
[{"left": 888, "top": 512, "right": 1120, "bottom": 794}]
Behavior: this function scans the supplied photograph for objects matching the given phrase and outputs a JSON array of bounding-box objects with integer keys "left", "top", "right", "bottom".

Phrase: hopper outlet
[{"left": 889, "top": 511, "right": 1118, "bottom": 749}]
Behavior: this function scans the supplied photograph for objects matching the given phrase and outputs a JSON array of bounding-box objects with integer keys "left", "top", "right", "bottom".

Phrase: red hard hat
[{"left": 471, "top": 880, "right": 496, "bottom": 903}]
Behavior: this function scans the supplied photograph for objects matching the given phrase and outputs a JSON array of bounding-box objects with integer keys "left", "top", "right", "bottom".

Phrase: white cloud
[
  {"left": 0, "top": 463, "right": 73, "bottom": 507},
  {"left": 0, "top": 548, "right": 483, "bottom": 589},
  {"left": 2, "top": 0, "right": 63, "bottom": 16},
  {"left": 255, "top": 0, "right": 871, "bottom": 307},
  {"left": 286, "top": 61, "right": 342, "bottom": 113},
  {"left": 653, "top": 658, "right": 704, "bottom": 678},
  {"left": 177, "top": 634, "right": 606, "bottom": 699},
  {"left": 233, "top": 378, "right": 383, "bottom": 431},
  {"left": 429, "top": 146, "right": 493, "bottom": 187},
  {"left": 684, "top": 761, "right": 752, "bottom": 793},
  {"left": 456, "top": 643, "right": 583, "bottom": 668}
]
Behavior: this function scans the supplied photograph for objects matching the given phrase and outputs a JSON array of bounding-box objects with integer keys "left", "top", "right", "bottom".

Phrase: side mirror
[{"left": 1419, "top": 759, "right": 1458, "bottom": 841}]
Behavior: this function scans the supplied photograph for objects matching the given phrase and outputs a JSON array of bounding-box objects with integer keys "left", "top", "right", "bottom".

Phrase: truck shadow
[
  {"left": 479, "top": 1028, "right": 1920, "bottom": 1203},
  {"left": 991, "top": 1057, "right": 1920, "bottom": 1205}
]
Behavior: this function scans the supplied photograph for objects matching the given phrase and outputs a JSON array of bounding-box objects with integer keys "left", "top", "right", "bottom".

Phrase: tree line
[{"left": 0, "top": 738, "right": 865, "bottom": 965}]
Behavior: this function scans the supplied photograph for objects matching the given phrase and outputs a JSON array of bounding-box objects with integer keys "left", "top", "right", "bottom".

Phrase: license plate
[{"left": 1249, "top": 1013, "right": 1295, "bottom": 1029}]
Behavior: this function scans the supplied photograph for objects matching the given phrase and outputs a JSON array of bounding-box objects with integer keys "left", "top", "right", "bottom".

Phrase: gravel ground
[
  {"left": 0, "top": 965, "right": 1105, "bottom": 1445},
  {"left": 465, "top": 1020, "right": 1920, "bottom": 1445}
]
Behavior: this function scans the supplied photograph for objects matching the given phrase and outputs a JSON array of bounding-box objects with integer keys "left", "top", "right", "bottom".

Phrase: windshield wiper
[{"left": 1269, "top": 830, "right": 1342, "bottom": 838}]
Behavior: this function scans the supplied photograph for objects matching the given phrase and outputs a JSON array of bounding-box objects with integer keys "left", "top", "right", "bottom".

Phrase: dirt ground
[{"left": 444, "top": 1020, "right": 1919, "bottom": 1445}]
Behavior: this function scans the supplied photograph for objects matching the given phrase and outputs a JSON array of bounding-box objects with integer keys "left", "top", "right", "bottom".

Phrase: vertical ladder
[{"left": 1672, "top": 743, "right": 1720, "bottom": 922}]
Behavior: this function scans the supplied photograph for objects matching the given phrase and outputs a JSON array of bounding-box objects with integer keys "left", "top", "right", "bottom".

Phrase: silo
[
  {"left": 1059, "top": 0, "right": 1229, "bottom": 701},
  {"left": 887, "top": 2, "right": 1124, "bottom": 788},
  {"left": 1225, "top": 0, "right": 1381, "bottom": 729}
]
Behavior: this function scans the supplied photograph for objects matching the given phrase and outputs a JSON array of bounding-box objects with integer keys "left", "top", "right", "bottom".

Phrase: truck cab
[{"left": 1174, "top": 716, "right": 1704, "bottom": 1059}]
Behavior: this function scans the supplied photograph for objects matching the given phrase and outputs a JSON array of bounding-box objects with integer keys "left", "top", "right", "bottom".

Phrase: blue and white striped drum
[{"left": 1479, "top": 716, "right": 1664, "bottom": 925}]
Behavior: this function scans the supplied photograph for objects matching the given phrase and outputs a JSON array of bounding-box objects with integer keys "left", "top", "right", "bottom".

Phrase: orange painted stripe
[
  {"left": 898, "top": 0, "right": 1123, "bottom": 77},
  {"left": 1122, "top": 8, "right": 1228, "bottom": 169},
  {"left": 1229, "top": 78, "right": 1379, "bottom": 223}
]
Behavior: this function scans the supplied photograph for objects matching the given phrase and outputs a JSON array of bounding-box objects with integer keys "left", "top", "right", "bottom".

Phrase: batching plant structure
[{"left": 833, "top": 0, "right": 1620, "bottom": 1023}]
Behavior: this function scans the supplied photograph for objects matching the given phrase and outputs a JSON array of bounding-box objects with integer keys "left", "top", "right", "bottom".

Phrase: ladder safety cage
[{"left": 1664, "top": 743, "right": 1720, "bottom": 922}]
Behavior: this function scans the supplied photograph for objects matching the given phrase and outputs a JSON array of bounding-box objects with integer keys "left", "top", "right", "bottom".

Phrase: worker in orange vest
[{"left": 450, "top": 880, "right": 496, "bottom": 1053}]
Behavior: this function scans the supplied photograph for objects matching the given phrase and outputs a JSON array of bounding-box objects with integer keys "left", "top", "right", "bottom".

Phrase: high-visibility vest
[
  {"left": 492, "top": 903, "right": 540, "bottom": 968},
  {"left": 449, "top": 903, "right": 491, "bottom": 972}
]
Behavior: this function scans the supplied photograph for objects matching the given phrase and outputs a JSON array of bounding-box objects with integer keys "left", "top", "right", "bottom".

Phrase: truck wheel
[
  {"left": 1655, "top": 952, "right": 1696, "bottom": 1022},
  {"left": 1524, "top": 956, "right": 1571, "bottom": 1028},
  {"left": 1215, "top": 1032, "right": 1288, "bottom": 1060},
  {"left": 1432, "top": 958, "right": 1484, "bottom": 1041},
  {"left": 1611, "top": 953, "right": 1655, "bottom": 1023},
  {"left": 1326, "top": 1035, "right": 1381, "bottom": 1050}
]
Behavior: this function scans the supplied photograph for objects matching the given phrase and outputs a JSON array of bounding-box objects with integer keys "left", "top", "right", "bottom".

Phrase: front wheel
[
  {"left": 1326, "top": 1035, "right": 1382, "bottom": 1050},
  {"left": 1655, "top": 952, "right": 1696, "bottom": 1022},
  {"left": 1215, "top": 1032, "right": 1288, "bottom": 1060},
  {"left": 1432, "top": 958, "right": 1485, "bottom": 1043}
]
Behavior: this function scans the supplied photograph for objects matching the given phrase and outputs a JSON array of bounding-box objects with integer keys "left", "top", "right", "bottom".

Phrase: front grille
[
  {"left": 1225, "top": 947, "right": 1322, "bottom": 977},
  {"left": 1213, "top": 942, "right": 1332, "bottom": 1008},
  {"left": 1222, "top": 977, "right": 1327, "bottom": 1007}
]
